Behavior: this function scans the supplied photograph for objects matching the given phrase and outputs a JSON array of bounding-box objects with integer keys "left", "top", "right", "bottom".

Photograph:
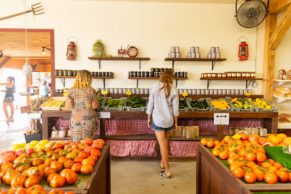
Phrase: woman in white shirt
[{"left": 147, "top": 70, "right": 179, "bottom": 178}]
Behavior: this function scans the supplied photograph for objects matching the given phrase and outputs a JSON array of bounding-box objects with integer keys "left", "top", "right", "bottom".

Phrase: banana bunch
[
  {"left": 210, "top": 99, "right": 230, "bottom": 109},
  {"left": 231, "top": 98, "right": 253, "bottom": 110},
  {"left": 252, "top": 98, "right": 272, "bottom": 110}
]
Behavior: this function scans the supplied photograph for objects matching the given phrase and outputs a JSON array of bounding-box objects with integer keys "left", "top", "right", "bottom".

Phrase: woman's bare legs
[
  {"left": 3, "top": 102, "right": 14, "bottom": 123},
  {"left": 155, "top": 130, "right": 171, "bottom": 177},
  {"left": 3, "top": 102, "right": 9, "bottom": 122},
  {"left": 8, "top": 102, "right": 14, "bottom": 121}
]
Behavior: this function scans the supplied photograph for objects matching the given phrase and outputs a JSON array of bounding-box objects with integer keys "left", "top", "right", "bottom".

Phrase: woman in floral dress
[{"left": 67, "top": 70, "right": 99, "bottom": 141}]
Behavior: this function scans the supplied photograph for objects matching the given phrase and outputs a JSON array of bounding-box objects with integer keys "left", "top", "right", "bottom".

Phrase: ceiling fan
[{"left": 235, "top": 0, "right": 269, "bottom": 28}]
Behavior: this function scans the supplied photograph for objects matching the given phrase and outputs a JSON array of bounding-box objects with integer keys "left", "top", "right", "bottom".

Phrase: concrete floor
[{"left": 111, "top": 160, "right": 196, "bottom": 194}]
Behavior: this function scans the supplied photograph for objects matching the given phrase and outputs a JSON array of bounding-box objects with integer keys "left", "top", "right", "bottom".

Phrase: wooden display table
[
  {"left": 41, "top": 110, "right": 278, "bottom": 141},
  {"left": 196, "top": 144, "right": 291, "bottom": 194}
]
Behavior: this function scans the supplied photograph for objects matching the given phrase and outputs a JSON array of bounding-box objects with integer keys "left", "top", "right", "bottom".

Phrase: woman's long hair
[
  {"left": 159, "top": 70, "right": 173, "bottom": 98},
  {"left": 73, "top": 70, "right": 92, "bottom": 89}
]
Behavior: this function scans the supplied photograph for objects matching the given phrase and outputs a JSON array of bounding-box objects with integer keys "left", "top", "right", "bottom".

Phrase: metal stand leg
[
  {"left": 137, "top": 79, "right": 139, "bottom": 88},
  {"left": 176, "top": 80, "right": 178, "bottom": 87},
  {"left": 103, "top": 78, "right": 105, "bottom": 88},
  {"left": 212, "top": 61, "right": 215, "bottom": 71}
]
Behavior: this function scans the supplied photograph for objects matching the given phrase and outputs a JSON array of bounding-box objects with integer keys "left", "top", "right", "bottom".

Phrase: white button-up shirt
[{"left": 146, "top": 83, "right": 179, "bottom": 128}]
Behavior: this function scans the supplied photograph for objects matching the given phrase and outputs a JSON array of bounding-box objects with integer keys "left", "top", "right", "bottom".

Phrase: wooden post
[
  {"left": 263, "top": 14, "right": 277, "bottom": 100},
  {"left": 269, "top": 5, "right": 291, "bottom": 49}
]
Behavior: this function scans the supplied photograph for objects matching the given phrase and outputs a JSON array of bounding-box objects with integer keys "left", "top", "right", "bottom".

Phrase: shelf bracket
[
  {"left": 207, "top": 80, "right": 212, "bottom": 89},
  {"left": 103, "top": 78, "right": 106, "bottom": 89},
  {"left": 211, "top": 61, "right": 215, "bottom": 71},
  {"left": 172, "top": 61, "right": 175, "bottom": 71},
  {"left": 98, "top": 60, "right": 101, "bottom": 70}
]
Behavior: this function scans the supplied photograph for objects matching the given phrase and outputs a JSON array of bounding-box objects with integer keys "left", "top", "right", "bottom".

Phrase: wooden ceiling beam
[
  {"left": 0, "top": 56, "right": 11, "bottom": 69},
  {"left": 269, "top": 4, "right": 291, "bottom": 49},
  {"left": 269, "top": 0, "right": 291, "bottom": 14}
]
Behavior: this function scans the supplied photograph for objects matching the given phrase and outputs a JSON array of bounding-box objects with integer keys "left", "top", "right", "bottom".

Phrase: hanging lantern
[
  {"left": 66, "top": 41, "right": 77, "bottom": 60},
  {"left": 238, "top": 41, "right": 248, "bottom": 61},
  {"left": 22, "top": 63, "right": 33, "bottom": 77}
]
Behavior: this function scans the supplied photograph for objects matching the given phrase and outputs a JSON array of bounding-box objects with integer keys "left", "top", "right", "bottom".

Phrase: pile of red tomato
[
  {"left": 0, "top": 138, "right": 105, "bottom": 191},
  {"left": 201, "top": 134, "right": 291, "bottom": 184}
]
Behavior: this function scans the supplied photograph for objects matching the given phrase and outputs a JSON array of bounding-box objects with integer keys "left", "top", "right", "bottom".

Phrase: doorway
[{"left": 0, "top": 28, "right": 55, "bottom": 126}]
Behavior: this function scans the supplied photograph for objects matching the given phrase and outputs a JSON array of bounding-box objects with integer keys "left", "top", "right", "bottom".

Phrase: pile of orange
[{"left": 201, "top": 134, "right": 291, "bottom": 184}]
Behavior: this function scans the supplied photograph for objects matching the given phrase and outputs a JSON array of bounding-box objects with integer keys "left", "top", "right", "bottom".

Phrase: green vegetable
[
  {"left": 190, "top": 99, "right": 209, "bottom": 110},
  {"left": 179, "top": 99, "right": 187, "bottom": 110},
  {"left": 126, "top": 97, "right": 146, "bottom": 108},
  {"left": 105, "top": 98, "right": 125, "bottom": 108}
]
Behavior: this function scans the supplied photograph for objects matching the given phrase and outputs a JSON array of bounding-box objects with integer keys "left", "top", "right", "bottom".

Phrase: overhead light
[{"left": 42, "top": 46, "right": 51, "bottom": 55}]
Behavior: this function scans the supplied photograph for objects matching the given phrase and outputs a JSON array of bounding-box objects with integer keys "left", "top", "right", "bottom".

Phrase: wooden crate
[{"left": 197, "top": 144, "right": 291, "bottom": 194}]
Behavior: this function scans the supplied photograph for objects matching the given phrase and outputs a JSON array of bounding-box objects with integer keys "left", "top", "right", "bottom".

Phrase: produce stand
[
  {"left": 41, "top": 108, "right": 278, "bottom": 158},
  {"left": 42, "top": 110, "right": 278, "bottom": 140},
  {"left": 196, "top": 144, "right": 291, "bottom": 194}
]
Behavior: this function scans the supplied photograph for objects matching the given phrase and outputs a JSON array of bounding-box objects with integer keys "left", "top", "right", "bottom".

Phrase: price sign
[
  {"left": 100, "top": 112, "right": 111, "bottom": 119},
  {"left": 182, "top": 92, "right": 188, "bottom": 97},
  {"left": 214, "top": 113, "right": 229, "bottom": 125},
  {"left": 101, "top": 89, "right": 109, "bottom": 95}
]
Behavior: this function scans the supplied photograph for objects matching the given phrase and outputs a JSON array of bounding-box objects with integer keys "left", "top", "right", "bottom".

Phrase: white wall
[{"left": 0, "top": 0, "right": 265, "bottom": 93}]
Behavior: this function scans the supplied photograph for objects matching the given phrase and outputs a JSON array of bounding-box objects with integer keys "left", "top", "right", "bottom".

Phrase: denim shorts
[{"left": 152, "top": 122, "right": 173, "bottom": 131}]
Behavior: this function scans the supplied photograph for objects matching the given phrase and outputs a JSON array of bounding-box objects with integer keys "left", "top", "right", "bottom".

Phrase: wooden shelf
[
  {"left": 88, "top": 56, "right": 150, "bottom": 69},
  {"left": 273, "top": 95, "right": 291, "bottom": 103},
  {"left": 273, "top": 79, "right": 291, "bottom": 87},
  {"left": 128, "top": 76, "right": 187, "bottom": 80},
  {"left": 164, "top": 57, "right": 227, "bottom": 71},
  {"left": 49, "top": 135, "right": 100, "bottom": 141},
  {"left": 53, "top": 75, "right": 114, "bottom": 79},
  {"left": 200, "top": 77, "right": 263, "bottom": 89},
  {"left": 88, "top": 56, "right": 150, "bottom": 61},
  {"left": 128, "top": 76, "right": 188, "bottom": 88},
  {"left": 165, "top": 58, "right": 226, "bottom": 62},
  {"left": 200, "top": 77, "right": 263, "bottom": 81},
  {"left": 54, "top": 75, "right": 113, "bottom": 88}
]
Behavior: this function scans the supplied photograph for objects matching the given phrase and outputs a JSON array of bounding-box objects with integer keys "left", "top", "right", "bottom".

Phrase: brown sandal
[{"left": 159, "top": 170, "right": 172, "bottom": 178}]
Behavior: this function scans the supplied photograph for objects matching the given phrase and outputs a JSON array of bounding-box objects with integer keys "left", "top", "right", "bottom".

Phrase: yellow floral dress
[{"left": 69, "top": 87, "right": 97, "bottom": 141}]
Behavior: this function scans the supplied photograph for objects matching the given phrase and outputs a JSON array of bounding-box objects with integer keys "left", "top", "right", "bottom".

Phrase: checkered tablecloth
[
  {"left": 105, "top": 120, "right": 154, "bottom": 136},
  {"left": 169, "top": 141, "right": 199, "bottom": 157},
  {"left": 106, "top": 140, "right": 157, "bottom": 157}
]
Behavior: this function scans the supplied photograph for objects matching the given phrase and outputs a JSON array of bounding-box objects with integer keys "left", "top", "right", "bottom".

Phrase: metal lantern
[
  {"left": 66, "top": 41, "right": 77, "bottom": 60},
  {"left": 238, "top": 41, "right": 248, "bottom": 61}
]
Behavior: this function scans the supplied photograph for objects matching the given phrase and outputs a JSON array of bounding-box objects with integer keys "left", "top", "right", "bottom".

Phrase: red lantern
[
  {"left": 238, "top": 41, "right": 248, "bottom": 61},
  {"left": 66, "top": 41, "right": 77, "bottom": 60}
]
